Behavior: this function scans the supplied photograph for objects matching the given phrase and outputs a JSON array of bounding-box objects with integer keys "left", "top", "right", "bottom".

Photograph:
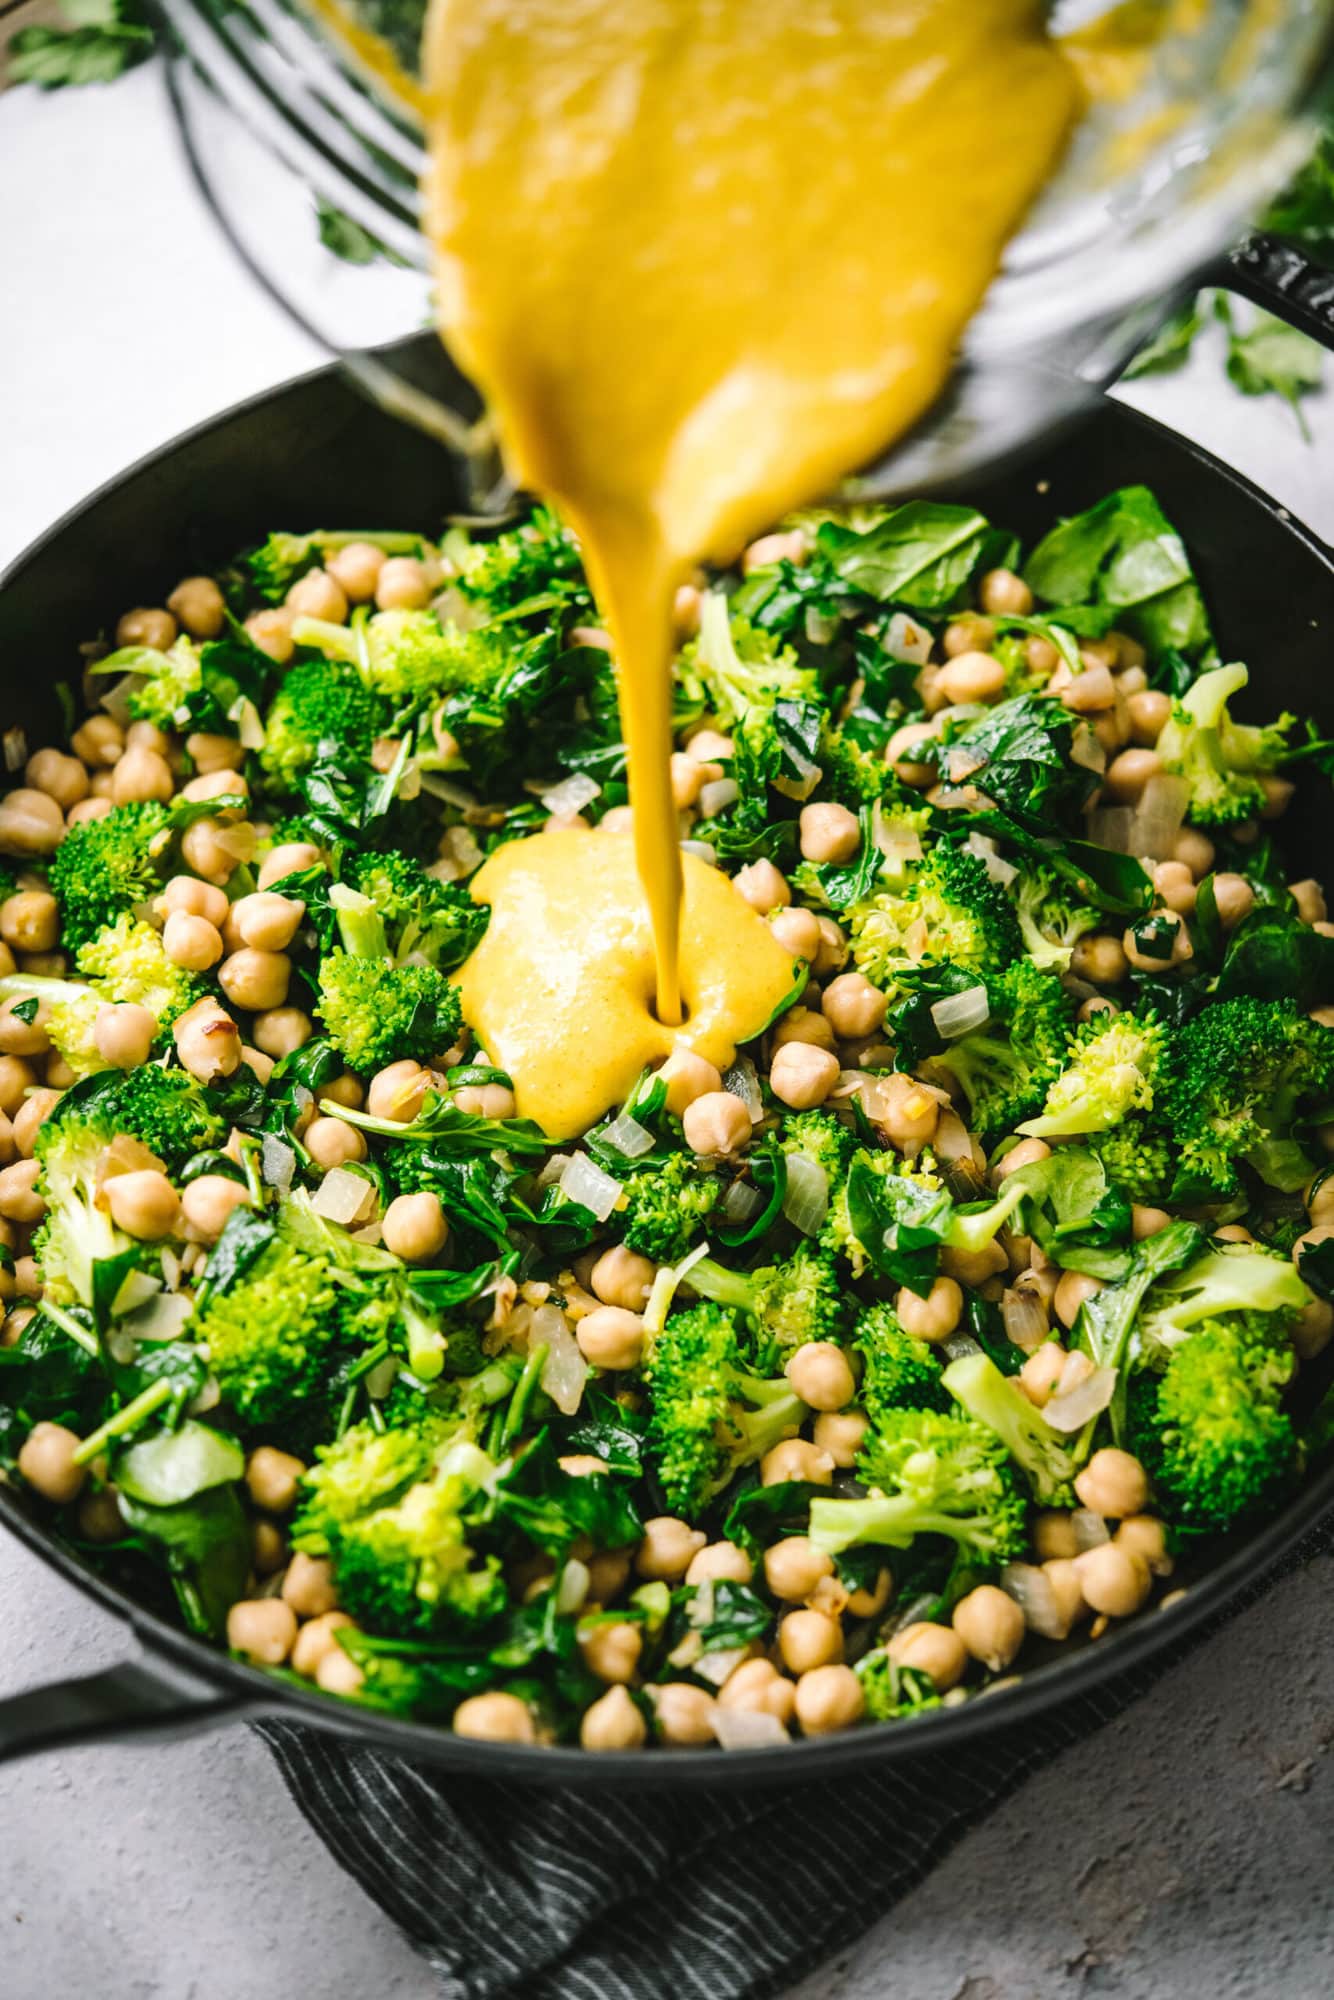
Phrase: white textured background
[{"left": 2, "top": 54, "right": 1334, "bottom": 2000}]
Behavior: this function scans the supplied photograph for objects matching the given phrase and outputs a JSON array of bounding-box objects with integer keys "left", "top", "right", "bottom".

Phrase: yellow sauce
[
  {"left": 418, "top": 1, "right": 1077, "bottom": 1133},
  {"left": 457, "top": 829, "right": 800, "bottom": 1139}
]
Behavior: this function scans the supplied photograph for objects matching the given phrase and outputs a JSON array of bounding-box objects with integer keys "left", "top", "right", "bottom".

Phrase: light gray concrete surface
[{"left": 2, "top": 54, "right": 1334, "bottom": 2000}]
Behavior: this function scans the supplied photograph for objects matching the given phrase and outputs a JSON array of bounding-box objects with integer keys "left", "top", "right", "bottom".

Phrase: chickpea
[
  {"left": 87, "top": 1000, "right": 155, "bottom": 1073},
  {"left": 374, "top": 556, "right": 433, "bottom": 611},
  {"left": 282, "top": 1550, "right": 339, "bottom": 1618},
  {"left": 794, "top": 1663, "right": 864, "bottom": 1737},
  {"left": 798, "top": 801, "right": 861, "bottom": 866},
  {"left": 651, "top": 1683, "right": 717, "bottom": 1747},
  {"left": 779, "top": 1607, "right": 844, "bottom": 1674},
  {"left": 64, "top": 798, "right": 111, "bottom": 832},
  {"left": 163, "top": 575, "right": 223, "bottom": 639},
  {"left": 1101, "top": 747, "right": 1162, "bottom": 804},
  {"left": 937, "top": 650, "right": 1006, "bottom": 705},
  {"left": 667, "top": 751, "right": 704, "bottom": 810},
  {"left": 887, "top": 1621, "right": 967, "bottom": 1693},
  {"left": 821, "top": 971, "right": 887, "bottom": 1042},
  {"left": 0, "top": 1157, "right": 44, "bottom": 1223},
  {"left": 785, "top": 1341, "right": 855, "bottom": 1412},
  {"left": 1072, "top": 1448, "right": 1152, "bottom": 1520},
  {"left": 1152, "top": 860, "right": 1197, "bottom": 916},
  {"left": 686, "top": 728, "right": 734, "bottom": 765},
  {"left": 105, "top": 1169, "right": 180, "bottom": 1241},
  {"left": 251, "top": 1006, "right": 312, "bottom": 1063},
  {"left": 1033, "top": 1510, "right": 1080, "bottom": 1562},
  {"left": 1291, "top": 878, "right": 1327, "bottom": 927},
  {"left": 0, "top": 788, "right": 65, "bottom": 857},
  {"left": 242, "top": 607, "right": 294, "bottom": 664},
  {"left": 450, "top": 1689, "right": 535, "bottom": 1743},
  {"left": 941, "top": 1239, "right": 1008, "bottom": 1287},
  {"left": 322, "top": 1074, "right": 364, "bottom": 1112},
  {"left": 580, "top": 1619, "right": 642, "bottom": 1685},
  {"left": 953, "top": 1584, "right": 1026, "bottom": 1672},
  {"left": 291, "top": 1611, "right": 358, "bottom": 1680},
  {"left": 452, "top": 1081, "right": 517, "bottom": 1118},
  {"left": 734, "top": 860, "right": 791, "bottom": 917},
  {"left": 979, "top": 567, "right": 1033, "bottom": 616},
  {"left": 896, "top": 1274, "right": 962, "bottom": 1343},
  {"left": 1054, "top": 1269, "right": 1103, "bottom": 1331},
  {"left": 1125, "top": 688, "right": 1171, "bottom": 746},
  {"left": 378, "top": 1190, "right": 447, "bottom": 1264},
  {"left": 717, "top": 1658, "right": 796, "bottom": 1726},
  {"left": 231, "top": 891, "right": 306, "bottom": 954},
  {"left": 304, "top": 1117, "right": 367, "bottom": 1172},
  {"left": 114, "top": 605, "right": 177, "bottom": 652},
  {"left": 367, "top": 1060, "right": 433, "bottom": 1122},
  {"left": 943, "top": 614, "right": 996, "bottom": 658},
  {"left": 24, "top": 749, "right": 87, "bottom": 816},
  {"left": 599, "top": 805, "right": 634, "bottom": 835},
  {"left": 12, "top": 1088, "right": 60, "bottom": 1160},
  {"left": 743, "top": 528, "right": 810, "bottom": 573},
  {"left": 994, "top": 1137, "right": 1051, "bottom": 1184},
  {"left": 1116, "top": 1514, "right": 1173, "bottom": 1577},
  {"left": 0, "top": 1113, "right": 14, "bottom": 1168},
  {"left": 75, "top": 1483, "right": 124, "bottom": 1543},
  {"left": 812, "top": 916, "right": 849, "bottom": 978},
  {"left": 590, "top": 1244, "right": 655, "bottom": 1312},
  {"left": 110, "top": 743, "right": 174, "bottom": 808},
  {"left": 173, "top": 999, "right": 243, "bottom": 1083},
  {"left": 17, "top": 1421, "right": 87, "bottom": 1504},
  {"left": 573, "top": 1305, "right": 643, "bottom": 1372},
  {"left": 255, "top": 1518, "right": 287, "bottom": 1573},
  {"left": 315, "top": 1646, "right": 366, "bottom": 1697},
  {"left": 772, "top": 1007, "right": 836, "bottom": 1055},
  {"left": 245, "top": 1445, "right": 306, "bottom": 1515},
  {"left": 318, "top": 540, "right": 384, "bottom": 603},
  {"left": 761, "top": 1438, "right": 834, "bottom": 1487},
  {"left": 656, "top": 1047, "right": 722, "bottom": 1117},
  {"left": 179, "top": 817, "right": 240, "bottom": 884},
  {"left": 257, "top": 842, "right": 323, "bottom": 892},
  {"left": 813, "top": 1409, "right": 868, "bottom": 1469},
  {"left": 1069, "top": 934, "right": 1128, "bottom": 987},
  {"left": 239, "top": 1046, "right": 274, "bottom": 1087},
  {"left": 68, "top": 717, "right": 122, "bottom": 774},
  {"left": 884, "top": 719, "right": 939, "bottom": 787},
  {"left": 0, "top": 1058, "right": 36, "bottom": 1119},
  {"left": 581, "top": 1683, "right": 648, "bottom": 1751},
  {"left": 222, "top": 1595, "right": 297, "bottom": 1666},
  {"left": 683, "top": 1090, "right": 751, "bottom": 1156},
  {"left": 685, "top": 1540, "right": 753, "bottom": 1586},
  {"left": 1073, "top": 1543, "right": 1151, "bottom": 1618},
  {"left": 1040, "top": 1558, "right": 1089, "bottom": 1638},
  {"left": 216, "top": 948, "right": 290, "bottom": 1015},
  {"left": 181, "top": 1174, "right": 249, "bottom": 1245},
  {"left": 158, "top": 910, "right": 222, "bottom": 976},
  {"left": 880, "top": 1073, "right": 940, "bottom": 1152},
  {"left": 765, "top": 1536, "right": 834, "bottom": 1602},
  {"left": 0, "top": 1000, "right": 49, "bottom": 1059},
  {"left": 1294, "top": 1294, "right": 1334, "bottom": 1362},
  {"left": 1018, "top": 1343, "right": 1066, "bottom": 1408},
  {"left": 769, "top": 906, "right": 822, "bottom": 963},
  {"left": 1124, "top": 908, "right": 1192, "bottom": 973},
  {"left": 636, "top": 1516, "right": 706, "bottom": 1582},
  {"left": 1059, "top": 664, "right": 1117, "bottom": 715},
  {"left": 769, "top": 1041, "right": 840, "bottom": 1111},
  {"left": 1259, "top": 776, "right": 1295, "bottom": 820},
  {"left": 586, "top": 1548, "right": 632, "bottom": 1604}
]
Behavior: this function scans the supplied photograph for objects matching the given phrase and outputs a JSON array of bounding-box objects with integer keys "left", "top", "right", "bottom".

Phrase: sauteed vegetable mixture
[{"left": 2, "top": 489, "right": 1333, "bottom": 1750}]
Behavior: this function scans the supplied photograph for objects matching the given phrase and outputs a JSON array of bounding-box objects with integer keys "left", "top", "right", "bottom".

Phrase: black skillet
[{"left": 0, "top": 339, "right": 1332, "bottom": 1788}]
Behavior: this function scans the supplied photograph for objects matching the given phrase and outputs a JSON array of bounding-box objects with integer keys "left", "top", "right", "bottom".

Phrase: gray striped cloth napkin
[{"left": 257, "top": 1523, "right": 1330, "bottom": 2000}]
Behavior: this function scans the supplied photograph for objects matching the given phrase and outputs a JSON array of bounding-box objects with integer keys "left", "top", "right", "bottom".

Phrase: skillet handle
[
  {"left": 0, "top": 1651, "right": 259, "bottom": 1765},
  {"left": 1216, "top": 234, "right": 1334, "bottom": 353}
]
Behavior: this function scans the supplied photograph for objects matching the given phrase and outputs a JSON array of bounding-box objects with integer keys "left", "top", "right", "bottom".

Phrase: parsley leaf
[{"left": 9, "top": 0, "right": 153, "bottom": 88}]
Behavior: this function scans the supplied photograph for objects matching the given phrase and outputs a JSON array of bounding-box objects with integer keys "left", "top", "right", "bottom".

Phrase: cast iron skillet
[{"left": 0, "top": 347, "right": 1332, "bottom": 1788}]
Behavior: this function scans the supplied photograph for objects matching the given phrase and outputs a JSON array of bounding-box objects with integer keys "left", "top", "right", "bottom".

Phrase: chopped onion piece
[
  {"left": 215, "top": 821, "right": 257, "bottom": 864},
  {"left": 159, "top": 1248, "right": 181, "bottom": 1292},
  {"left": 804, "top": 607, "right": 840, "bottom": 647},
  {"left": 538, "top": 1151, "right": 574, "bottom": 1188},
  {"left": 694, "top": 1644, "right": 750, "bottom": 1688},
  {"left": 930, "top": 985, "right": 990, "bottom": 1040},
  {"left": 559, "top": 1152, "right": 624, "bottom": 1222},
  {"left": 933, "top": 1109, "right": 976, "bottom": 1166},
  {"left": 1001, "top": 1288, "right": 1049, "bottom": 1354},
  {"left": 417, "top": 773, "right": 479, "bottom": 810},
  {"left": 1133, "top": 773, "right": 1190, "bottom": 861},
  {"left": 540, "top": 772, "right": 601, "bottom": 818},
  {"left": 872, "top": 802, "right": 924, "bottom": 872},
  {"left": 98, "top": 678, "right": 137, "bottom": 726},
  {"left": 1043, "top": 1364, "right": 1117, "bottom": 1433},
  {"left": 364, "top": 1356, "right": 398, "bottom": 1402},
  {"left": 680, "top": 839, "right": 720, "bottom": 866},
  {"left": 1000, "top": 1563, "right": 1067, "bottom": 1639},
  {"left": 722, "top": 1057, "right": 762, "bottom": 1122},
  {"left": 722, "top": 1179, "right": 763, "bottom": 1223},
  {"left": 602, "top": 1112, "right": 656, "bottom": 1160},
  {"left": 312, "top": 1167, "right": 376, "bottom": 1225},
  {"left": 556, "top": 1558, "right": 591, "bottom": 1615},
  {"left": 1069, "top": 723, "right": 1107, "bottom": 774},
  {"left": 941, "top": 1331, "right": 981, "bottom": 1363},
  {"left": 1088, "top": 805, "right": 1136, "bottom": 854},
  {"left": 188, "top": 1376, "right": 221, "bottom": 1415},
  {"left": 964, "top": 831, "right": 1016, "bottom": 885},
  {"left": 3, "top": 726, "right": 28, "bottom": 773},
  {"left": 782, "top": 1155, "right": 829, "bottom": 1236},
  {"left": 351, "top": 1223, "right": 385, "bottom": 1245},
  {"left": 122, "top": 1290, "right": 193, "bottom": 1344},
  {"left": 885, "top": 610, "right": 934, "bottom": 666},
  {"left": 535, "top": 1303, "right": 587, "bottom": 1416},
  {"left": 698, "top": 776, "right": 740, "bottom": 819},
  {"left": 112, "top": 1268, "right": 163, "bottom": 1318},
  {"left": 712, "top": 1707, "right": 788, "bottom": 1750},
  {"left": 229, "top": 695, "right": 266, "bottom": 751},
  {"left": 429, "top": 824, "right": 485, "bottom": 882},
  {"left": 261, "top": 1135, "right": 296, "bottom": 1193},
  {"left": 645, "top": 1240, "right": 711, "bottom": 1336},
  {"left": 1072, "top": 1508, "right": 1111, "bottom": 1551}
]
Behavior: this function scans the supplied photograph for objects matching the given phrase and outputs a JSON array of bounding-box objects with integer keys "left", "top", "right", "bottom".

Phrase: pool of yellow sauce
[
  {"left": 413, "top": 0, "right": 1077, "bottom": 1136},
  {"left": 458, "top": 830, "right": 800, "bottom": 1140}
]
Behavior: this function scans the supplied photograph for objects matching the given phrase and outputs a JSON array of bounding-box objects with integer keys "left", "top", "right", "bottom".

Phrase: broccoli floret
[
  {"left": 847, "top": 844, "right": 1021, "bottom": 997},
  {"left": 1089, "top": 1122, "right": 1175, "bottom": 1204},
  {"left": 817, "top": 725, "right": 903, "bottom": 810},
  {"left": 943, "top": 1348, "right": 1080, "bottom": 1505},
  {"left": 1127, "top": 1317, "right": 1298, "bottom": 1539},
  {"left": 259, "top": 657, "right": 390, "bottom": 790},
  {"left": 315, "top": 884, "right": 465, "bottom": 1070},
  {"left": 344, "top": 850, "right": 487, "bottom": 971},
  {"left": 1162, "top": 999, "right": 1334, "bottom": 1199},
  {"left": 825, "top": 1146, "right": 941, "bottom": 1277},
  {"left": 31, "top": 1108, "right": 150, "bottom": 1308},
  {"left": 242, "top": 530, "right": 423, "bottom": 603},
  {"left": 121, "top": 637, "right": 203, "bottom": 730},
  {"left": 48, "top": 802, "right": 171, "bottom": 951},
  {"left": 1156, "top": 663, "right": 1295, "bottom": 826},
  {"left": 193, "top": 1233, "right": 346, "bottom": 1434},
  {"left": 856, "top": 1649, "right": 942, "bottom": 1722},
  {"left": 77, "top": 915, "right": 200, "bottom": 1027},
  {"left": 781, "top": 1107, "right": 856, "bottom": 1188},
  {"left": 1136, "top": 1243, "right": 1311, "bottom": 1365},
  {"left": 1019, "top": 1010, "right": 1166, "bottom": 1141},
  {"left": 364, "top": 611, "right": 514, "bottom": 703},
  {"left": 677, "top": 593, "right": 820, "bottom": 724},
  {"left": 644, "top": 1302, "right": 807, "bottom": 1514},
  {"left": 617, "top": 1152, "right": 723, "bottom": 1263},
  {"left": 929, "top": 961, "right": 1073, "bottom": 1146},
  {"left": 855, "top": 1302, "right": 949, "bottom": 1417},
  {"left": 293, "top": 1415, "right": 503, "bottom": 1635},
  {"left": 808, "top": 1406, "right": 1028, "bottom": 1564},
  {"left": 452, "top": 507, "right": 588, "bottom": 616},
  {"left": 686, "top": 1240, "right": 846, "bottom": 1349},
  {"left": 42, "top": 1064, "right": 226, "bottom": 1173},
  {"left": 1013, "top": 864, "right": 1101, "bottom": 973}
]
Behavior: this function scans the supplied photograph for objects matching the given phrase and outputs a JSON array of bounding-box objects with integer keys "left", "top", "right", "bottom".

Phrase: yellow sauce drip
[
  {"left": 413, "top": 0, "right": 1077, "bottom": 1133},
  {"left": 457, "top": 829, "right": 800, "bottom": 1140}
]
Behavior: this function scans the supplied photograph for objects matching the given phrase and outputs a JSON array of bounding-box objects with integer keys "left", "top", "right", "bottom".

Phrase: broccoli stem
[
  {"left": 686, "top": 1257, "right": 755, "bottom": 1314},
  {"left": 500, "top": 1343, "right": 549, "bottom": 1453},
  {"left": 809, "top": 1492, "right": 991, "bottom": 1556},
  {"left": 330, "top": 884, "right": 390, "bottom": 960},
  {"left": 72, "top": 1376, "right": 174, "bottom": 1466},
  {"left": 38, "top": 1297, "right": 99, "bottom": 1357},
  {"left": 945, "top": 1179, "right": 1026, "bottom": 1252}
]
